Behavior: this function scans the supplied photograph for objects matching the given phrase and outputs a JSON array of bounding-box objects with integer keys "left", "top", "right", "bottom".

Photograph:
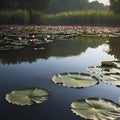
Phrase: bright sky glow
[{"left": 89, "top": 0, "right": 110, "bottom": 5}]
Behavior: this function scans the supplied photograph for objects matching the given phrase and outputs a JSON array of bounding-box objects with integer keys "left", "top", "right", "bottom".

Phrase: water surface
[{"left": 0, "top": 36, "right": 120, "bottom": 120}]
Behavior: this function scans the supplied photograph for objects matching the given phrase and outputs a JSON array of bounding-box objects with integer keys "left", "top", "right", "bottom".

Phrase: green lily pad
[
  {"left": 5, "top": 88, "right": 50, "bottom": 106},
  {"left": 101, "top": 61, "right": 120, "bottom": 68},
  {"left": 101, "top": 74, "right": 120, "bottom": 87},
  {"left": 71, "top": 98, "right": 120, "bottom": 120},
  {"left": 87, "top": 66, "right": 102, "bottom": 74},
  {"left": 87, "top": 66, "right": 120, "bottom": 75},
  {"left": 52, "top": 72, "right": 99, "bottom": 88}
]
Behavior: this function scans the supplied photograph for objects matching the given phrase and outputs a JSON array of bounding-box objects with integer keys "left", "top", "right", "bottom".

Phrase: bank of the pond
[{"left": 0, "top": 10, "right": 120, "bottom": 26}]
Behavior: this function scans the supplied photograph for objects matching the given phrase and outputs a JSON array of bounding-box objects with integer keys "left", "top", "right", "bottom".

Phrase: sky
[{"left": 89, "top": 0, "right": 110, "bottom": 5}]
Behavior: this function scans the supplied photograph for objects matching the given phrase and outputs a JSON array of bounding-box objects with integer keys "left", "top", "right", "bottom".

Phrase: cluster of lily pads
[
  {"left": 0, "top": 25, "right": 120, "bottom": 50},
  {"left": 5, "top": 60, "right": 120, "bottom": 120},
  {"left": 0, "top": 27, "right": 54, "bottom": 50},
  {"left": 87, "top": 60, "right": 120, "bottom": 87}
]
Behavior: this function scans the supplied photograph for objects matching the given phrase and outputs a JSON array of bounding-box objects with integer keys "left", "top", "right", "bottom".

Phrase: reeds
[
  {"left": 45, "top": 10, "right": 120, "bottom": 26},
  {"left": 0, "top": 10, "right": 120, "bottom": 25},
  {"left": 0, "top": 10, "right": 44, "bottom": 25}
]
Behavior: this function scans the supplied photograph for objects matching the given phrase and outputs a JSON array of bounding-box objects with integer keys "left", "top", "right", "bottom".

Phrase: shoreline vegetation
[{"left": 0, "top": 10, "right": 120, "bottom": 26}]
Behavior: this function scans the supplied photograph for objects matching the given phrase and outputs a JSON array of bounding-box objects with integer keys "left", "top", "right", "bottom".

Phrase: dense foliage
[
  {"left": 0, "top": 0, "right": 51, "bottom": 12},
  {"left": 48, "top": 0, "right": 108, "bottom": 13},
  {"left": 0, "top": 0, "right": 108, "bottom": 13},
  {"left": 46, "top": 10, "right": 120, "bottom": 25},
  {"left": 0, "top": 10, "right": 120, "bottom": 25},
  {"left": 110, "top": 0, "right": 120, "bottom": 13}
]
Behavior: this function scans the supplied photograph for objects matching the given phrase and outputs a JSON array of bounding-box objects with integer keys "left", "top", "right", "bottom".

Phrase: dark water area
[{"left": 0, "top": 36, "right": 120, "bottom": 120}]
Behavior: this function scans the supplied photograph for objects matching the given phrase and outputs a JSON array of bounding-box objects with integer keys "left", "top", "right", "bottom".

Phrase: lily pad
[
  {"left": 101, "top": 74, "right": 120, "bottom": 87},
  {"left": 5, "top": 88, "right": 50, "bottom": 106},
  {"left": 71, "top": 98, "right": 120, "bottom": 120},
  {"left": 52, "top": 72, "right": 99, "bottom": 88},
  {"left": 87, "top": 66, "right": 102, "bottom": 74},
  {"left": 101, "top": 61, "right": 120, "bottom": 68},
  {"left": 87, "top": 66, "right": 120, "bottom": 75}
]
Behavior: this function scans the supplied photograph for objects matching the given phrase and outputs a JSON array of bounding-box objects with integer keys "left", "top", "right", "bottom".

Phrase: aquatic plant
[
  {"left": 87, "top": 60, "right": 120, "bottom": 87},
  {"left": 101, "top": 61, "right": 117, "bottom": 68},
  {"left": 101, "top": 74, "right": 120, "bottom": 87},
  {"left": 52, "top": 72, "right": 99, "bottom": 88},
  {"left": 5, "top": 88, "right": 50, "bottom": 106},
  {"left": 71, "top": 98, "right": 120, "bottom": 120},
  {"left": 0, "top": 25, "right": 120, "bottom": 51},
  {"left": 87, "top": 66, "right": 120, "bottom": 74}
]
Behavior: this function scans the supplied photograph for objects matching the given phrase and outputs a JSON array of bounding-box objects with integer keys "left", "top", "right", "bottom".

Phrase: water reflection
[
  {"left": 108, "top": 37, "right": 120, "bottom": 60},
  {"left": 0, "top": 37, "right": 106, "bottom": 65},
  {"left": 0, "top": 36, "right": 120, "bottom": 120},
  {"left": 0, "top": 36, "right": 119, "bottom": 65}
]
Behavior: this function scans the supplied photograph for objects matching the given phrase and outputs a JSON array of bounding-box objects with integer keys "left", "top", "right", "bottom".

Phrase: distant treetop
[
  {"left": 109, "top": 0, "right": 120, "bottom": 13},
  {"left": 0, "top": 0, "right": 51, "bottom": 12}
]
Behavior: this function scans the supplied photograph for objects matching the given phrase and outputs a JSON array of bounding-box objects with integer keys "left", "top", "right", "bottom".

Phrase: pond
[{"left": 0, "top": 29, "right": 120, "bottom": 120}]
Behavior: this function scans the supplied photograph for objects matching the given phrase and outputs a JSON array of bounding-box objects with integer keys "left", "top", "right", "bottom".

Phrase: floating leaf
[
  {"left": 113, "top": 61, "right": 120, "bottom": 68},
  {"left": 52, "top": 72, "right": 99, "bottom": 88},
  {"left": 101, "top": 74, "right": 120, "bottom": 87},
  {"left": 5, "top": 88, "right": 50, "bottom": 106},
  {"left": 87, "top": 66, "right": 102, "bottom": 74},
  {"left": 101, "top": 61, "right": 120, "bottom": 68},
  {"left": 87, "top": 66, "right": 120, "bottom": 75},
  {"left": 71, "top": 98, "right": 120, "bottom": 120}
]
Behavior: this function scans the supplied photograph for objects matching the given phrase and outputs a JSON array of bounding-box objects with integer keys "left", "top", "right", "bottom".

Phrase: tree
[
  {"left": 48, "top": 0, "right": 88, "bottom": 13},
  {"left": 48, "top": 0, "right": 108, "bottom": 13},
  {"left": 0, "top": 0, "right": 51, "bottom": 12},
  {"left": 88, "top": 1, "right": 108, "bottom": 10},
  {"left": 109, "top": 0, "right": 120, "bottom": 13}
]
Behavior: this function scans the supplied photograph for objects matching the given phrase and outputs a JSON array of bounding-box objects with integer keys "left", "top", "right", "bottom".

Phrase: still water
[{"left": 0, "top": 36, "right": 120, "bottom": 120}]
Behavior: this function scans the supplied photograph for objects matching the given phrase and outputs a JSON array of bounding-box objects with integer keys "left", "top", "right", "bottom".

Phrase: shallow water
[{"left": 0, "top": 36, "right": 120, "bottom": 120}]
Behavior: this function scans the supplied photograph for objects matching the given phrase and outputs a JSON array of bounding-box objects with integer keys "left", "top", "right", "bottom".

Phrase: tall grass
[
  {"left": 45, "top": 10, "right": 120, "bottom": 26},
  {"left": 0, "top": 10, "right": 120, "bottom": 25},
  {"left": 0, "top": 10, "right": 45, "bottom": 25},
  {"left": 30, "top": 11, "right": 45, "bottom": 24},
  {"left": 0, "top": 10, "right": 29, "bottom": 24}
]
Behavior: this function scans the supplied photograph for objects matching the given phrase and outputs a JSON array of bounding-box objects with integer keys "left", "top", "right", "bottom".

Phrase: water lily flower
[
  {"left": 18, "top": 36, "right": 22, "bottom": 40},
  {"left": 30, "top": 39, "right": 36, "bottom": 44},
  {"left": 32, "top": 35, "right": 35, "bottom": 38}
]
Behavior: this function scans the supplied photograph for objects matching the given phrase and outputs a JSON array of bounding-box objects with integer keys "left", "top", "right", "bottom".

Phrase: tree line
[
  {"left": 0, "top": 0, "right": 108, "bottom": 12},
  {"left": 48, "top": 0, "right": 108, "bottom": 13},
  {"left": 0, "top": 0, "right": 119, "bottom": 13}
]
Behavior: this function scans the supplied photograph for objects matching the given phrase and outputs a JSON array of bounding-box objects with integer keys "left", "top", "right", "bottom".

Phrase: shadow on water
[{"left": 0, "top": 36, "right": 108, "bottom": 65}]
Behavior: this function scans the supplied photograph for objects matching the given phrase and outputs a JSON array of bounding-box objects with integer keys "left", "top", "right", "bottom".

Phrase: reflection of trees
[
  {"left": 50, "top": 37, "right": 107, "bottom": 57},
  {"left": 0, "top": 37, "right": 107, "bottom": 65},
  {"left": 108, "top": 37, "right": 120, "bottom": 60},
  {"left": 0, "top": 44, "right": 51, "bottom": 65}
]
